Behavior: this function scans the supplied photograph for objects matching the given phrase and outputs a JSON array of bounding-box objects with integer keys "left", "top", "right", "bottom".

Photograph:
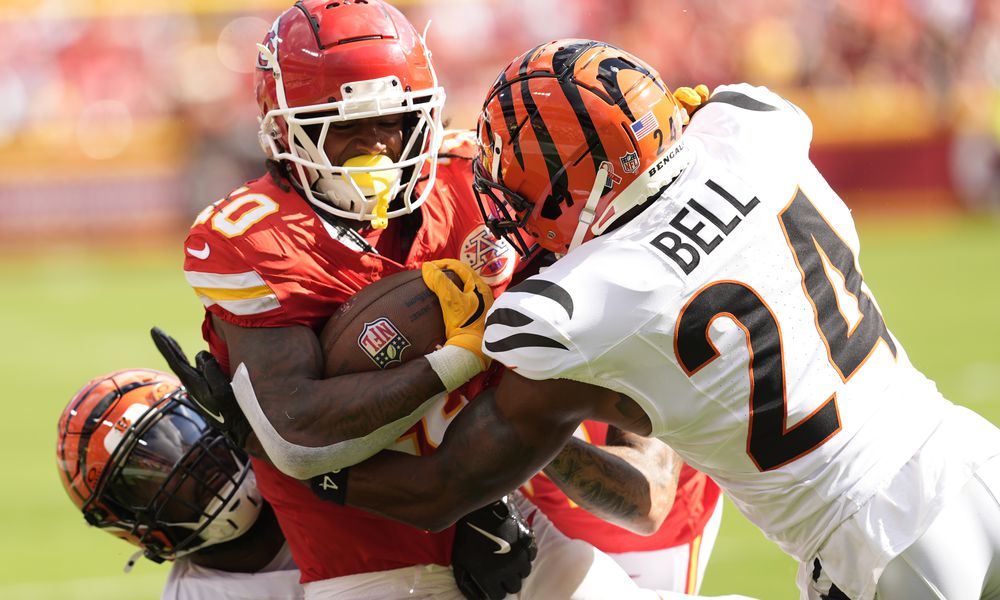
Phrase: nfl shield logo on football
[
  {"left": 357, "top": 317, "right": 411, "bottom": 369},
  {"left": 620, "top": 152, "right": 640, "bottom": 174}
]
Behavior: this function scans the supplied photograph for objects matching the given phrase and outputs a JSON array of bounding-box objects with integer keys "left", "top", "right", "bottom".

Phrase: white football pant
[
  {"left": 875, "top": 455, "right": 1000, "bottom": 600},
  {"left": 302, "top": 493, "right": 756, "bottom": 600},
  {"left": 605, "top": 496, "right": 723, "bottom": 593}
]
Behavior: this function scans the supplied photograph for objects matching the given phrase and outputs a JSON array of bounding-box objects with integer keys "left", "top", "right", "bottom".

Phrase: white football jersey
[
  {"left": 161, "top": 542, "right": 301, "bottom": 600},
  {"left": 484, "top": 84, "right": 1000, "bottom": 597}
]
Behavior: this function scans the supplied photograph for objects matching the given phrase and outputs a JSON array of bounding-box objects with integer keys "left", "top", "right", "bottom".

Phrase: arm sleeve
[
  {"left": 483, "top": 281, "right": 588, "bottom": 382},
  {"left": 230, "top": 363, "right": 445, "bottom": 478}
]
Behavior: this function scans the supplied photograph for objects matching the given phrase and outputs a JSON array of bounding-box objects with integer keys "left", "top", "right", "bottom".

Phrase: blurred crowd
[
  {"left": 0, "top": 0, "right": 998, "bottom": 241},
  {"left": 416, "top": 0, "right": 999, "bottom": 121}
]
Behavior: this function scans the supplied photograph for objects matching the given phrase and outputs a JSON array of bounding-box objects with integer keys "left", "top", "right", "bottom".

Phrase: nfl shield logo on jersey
[
  {"left": 620, "top": 152, "right": 640, "bottom": 174},
  {"left": 357, "top": 318, "right": 411, "bottom": 369}
]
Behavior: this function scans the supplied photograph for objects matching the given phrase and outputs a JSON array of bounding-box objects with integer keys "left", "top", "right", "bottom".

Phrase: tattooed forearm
[
  {"left": 345, "top": 383, "right": 576, "bottom": 531},
  {"left": 221, "top": 317, "right": 444, "bottom": 446},
  {"left": 542, "top": 428, "right": 682, "bottom": 534},
  {"left": 545, "top": 440, "right": 645, "bottom": 522}
]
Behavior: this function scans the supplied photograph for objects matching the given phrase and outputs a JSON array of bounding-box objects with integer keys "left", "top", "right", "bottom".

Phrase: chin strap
[
  {"left": 123, "top": 550, "right": 144, "bottom": 573},
  {"left": 587, "top": 139, "right": 693, "bottom": 243},
  {"left": 568, "top": 162, "right": 612, "bottom": 252}
]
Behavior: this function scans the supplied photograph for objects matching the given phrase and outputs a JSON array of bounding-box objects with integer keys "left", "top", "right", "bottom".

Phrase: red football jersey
[
  {"left": 182, "top": 133, "right": 519, "bottom": 583},
  {"left": 521, "top": 421, "right": 722, "bottom": 554}
]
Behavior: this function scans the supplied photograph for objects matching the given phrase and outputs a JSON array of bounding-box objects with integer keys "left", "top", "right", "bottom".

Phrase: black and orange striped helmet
[
  {"left": 474, "top": 39, "right": 690, "bottom": 256},
  {"left": 56, "top": 369, "right": 261, "bottom": 564}
]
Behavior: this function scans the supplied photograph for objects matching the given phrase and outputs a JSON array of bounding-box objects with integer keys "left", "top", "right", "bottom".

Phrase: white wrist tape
[
  {"left": 425, "top": 345, "right": 482, "bottom": 392},
  {"left": 229, "top": 363, "right": 443, "bottom": 479}
]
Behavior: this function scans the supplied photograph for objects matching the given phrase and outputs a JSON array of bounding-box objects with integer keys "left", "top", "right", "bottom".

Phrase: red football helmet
[
  {"left": 255, "top": 0, "right": 446, "bottom": 225},
  {"left": 56, "top": 369, "right": 261, "bottom": 564},
  {"left": 474, "top": 39, "right": 692, "bottom": 256}
]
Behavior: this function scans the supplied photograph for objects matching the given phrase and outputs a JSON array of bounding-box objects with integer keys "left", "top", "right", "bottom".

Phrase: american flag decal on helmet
[{"left": 630, "top": 111, "right": 659, "bottom": 140}]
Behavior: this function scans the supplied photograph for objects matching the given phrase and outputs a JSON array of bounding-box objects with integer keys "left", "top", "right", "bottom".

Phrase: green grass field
[{"left": 2, "top": 214, "right": 997, "bottom": 599}]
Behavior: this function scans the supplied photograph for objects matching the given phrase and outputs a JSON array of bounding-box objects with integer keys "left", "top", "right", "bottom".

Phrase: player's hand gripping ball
[{"left": 421, "top": 258, "right": 494, "bottom": 369}]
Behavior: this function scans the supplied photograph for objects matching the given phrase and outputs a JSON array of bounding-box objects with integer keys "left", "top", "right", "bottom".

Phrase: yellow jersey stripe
[
  {"left": 686, "top": 533, "right": 702, "bottom": 593},
  {"left": 184, "top": 269, "right": 267, "bottom": 290},
  {"left": 193, "top": 285, "right": 274, "bottom": 302}
]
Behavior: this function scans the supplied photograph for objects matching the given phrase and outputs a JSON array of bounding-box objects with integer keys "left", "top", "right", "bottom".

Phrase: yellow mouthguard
[{"left": 342, "top": 154, "right": 396, "bottom": 229}]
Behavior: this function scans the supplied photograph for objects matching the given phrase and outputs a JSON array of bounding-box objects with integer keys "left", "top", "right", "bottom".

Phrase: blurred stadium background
[{"left": 1, "top": 0, "right": 997, "bottom": 598}]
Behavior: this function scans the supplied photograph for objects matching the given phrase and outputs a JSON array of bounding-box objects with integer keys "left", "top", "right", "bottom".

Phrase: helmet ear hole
[{"left": 258, "top": 119, "right": 282, "bottom": 159}]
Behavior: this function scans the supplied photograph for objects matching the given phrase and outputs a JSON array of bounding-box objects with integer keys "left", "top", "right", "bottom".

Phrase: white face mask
[{"left": 257, "top": 65, "right": 446, "bottom": 226}]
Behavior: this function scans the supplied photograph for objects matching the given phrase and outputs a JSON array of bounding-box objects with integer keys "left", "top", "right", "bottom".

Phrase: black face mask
[
  {"left": 473, "top": 157, "right": 537, "bottom": 258},
  {"left": 86, "top": 391, "right": 254, "bottom": 561}
]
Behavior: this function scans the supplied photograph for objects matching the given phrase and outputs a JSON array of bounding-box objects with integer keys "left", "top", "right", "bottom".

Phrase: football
[{"left": 320, "top": 268, "right": 459, "bottom": 376}]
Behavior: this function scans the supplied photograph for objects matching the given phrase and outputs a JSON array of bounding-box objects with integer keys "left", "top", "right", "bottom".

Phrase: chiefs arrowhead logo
[
  {"left": 461, "top": 225, "right": 515, "bottom": 285},
  {"left": 257, "top": 18, "right": 280, "bottom": 70}
]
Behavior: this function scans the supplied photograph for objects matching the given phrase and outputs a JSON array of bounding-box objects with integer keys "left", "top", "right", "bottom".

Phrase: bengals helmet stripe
[
  {"left": 57, "top": 369, "right": 261, "bottom": 563},
  {"left": 550, "top": 42, "right": 613, "bottom": 189},
  {"left": 517, "top": 76, "right": 571, "bottom": 223},
  {"left": 474, "top": 39, "right": 690, "bottom": 256},
  {"left": 58, "top": 376, "right": 115, "bottom": 504},
  {"left": 73, "top": 380, "right": 157, "bottom": 506}
]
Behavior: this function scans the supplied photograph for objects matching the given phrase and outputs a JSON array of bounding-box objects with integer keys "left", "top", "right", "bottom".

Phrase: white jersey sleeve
[
  {"left": 483, "top": 279, "right": 584, "bottom": 382},
  {"left": 484, "top": 239, "right": 679, "bottom": 389}
]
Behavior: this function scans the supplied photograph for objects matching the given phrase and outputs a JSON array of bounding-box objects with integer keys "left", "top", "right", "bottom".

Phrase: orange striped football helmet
[
  {"left": 474, "top": 40, "right": 691, "bottom": 255},
  {"left": 56, "top": 369, "right": 261, "bottom": 564}
]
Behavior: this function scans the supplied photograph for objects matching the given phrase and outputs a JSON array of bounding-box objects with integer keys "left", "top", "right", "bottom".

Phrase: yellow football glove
[
  {"left": 673, "top": 84, "right": 710, "bottom": 125},
  {"left": 421, "top": 258, "right": 494, "bottom": 369}
]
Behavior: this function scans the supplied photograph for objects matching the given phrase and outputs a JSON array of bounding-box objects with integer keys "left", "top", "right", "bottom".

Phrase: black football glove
[
  {"left": 150, "top": 326, "right": 251, "bottom": 449},
  {"left": 452, "top": 494, "right": 537, "bottom": 600}
]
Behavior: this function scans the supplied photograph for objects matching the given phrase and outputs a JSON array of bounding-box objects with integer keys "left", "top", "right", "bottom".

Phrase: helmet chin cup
[{"left": 174, "top": 469, "right": 263, "bottom": 557}]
